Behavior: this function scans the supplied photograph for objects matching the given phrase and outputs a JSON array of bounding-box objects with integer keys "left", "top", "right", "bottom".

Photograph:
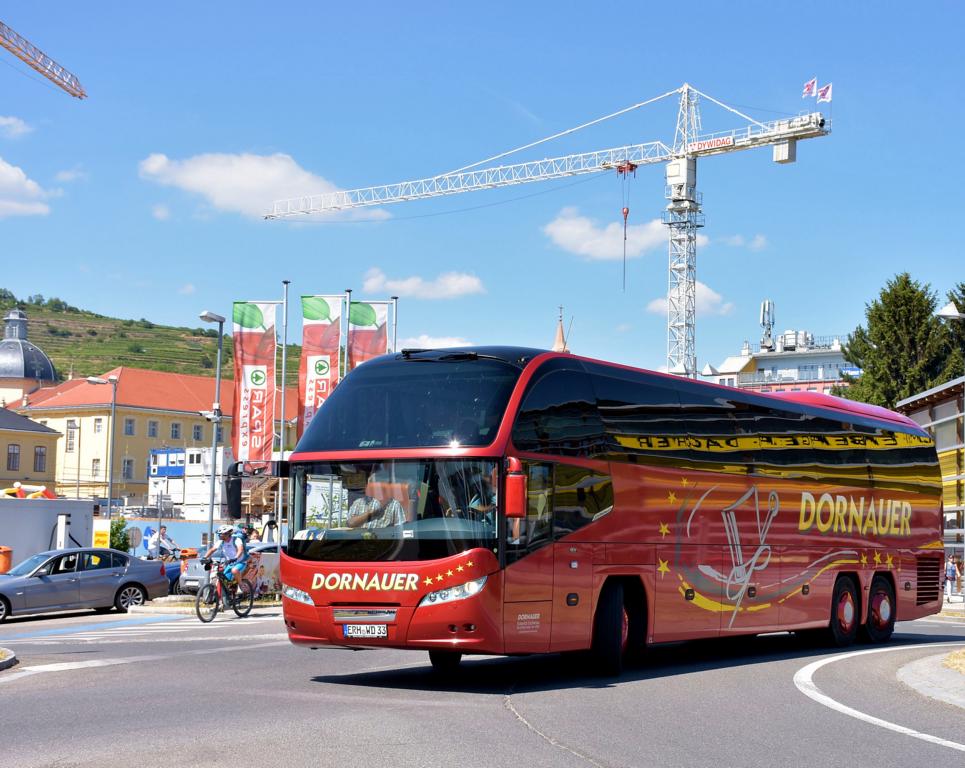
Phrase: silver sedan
[{"left": 0, "top": 548, "right": 169, "bottom": 622}]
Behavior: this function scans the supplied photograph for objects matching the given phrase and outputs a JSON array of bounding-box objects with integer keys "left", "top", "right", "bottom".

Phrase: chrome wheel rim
[
  {"left": 870, "top": 590, "right": 892, "bottom": 630},
  {"left": 119, "top": 587, "right": 144, "bottom": 609}
]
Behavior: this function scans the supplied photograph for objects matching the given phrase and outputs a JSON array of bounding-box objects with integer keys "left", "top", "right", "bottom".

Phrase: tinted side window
[
  {"left": 554, "top": 464, "right": 613, "bottom": 538},
  {"left": 585, "top": 364, "right": 684, "bottom": 461},
  {"left": 512, "top": 366, "right": 605, "bottom": 457},
  {"left": 81, "top": 552, "right": 112, "bottom": 570},
  {"left": 110, "top": 553, "right": 130, "bottom": 569}
]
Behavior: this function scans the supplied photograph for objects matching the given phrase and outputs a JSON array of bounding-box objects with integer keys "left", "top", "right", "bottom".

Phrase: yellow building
[
  {"left": 16, "top": 366, "right": 298, "bottom": 507},
  {"left": 897, "top": 376, "right": 964, "bottom": 559},
  {"left": 0, "top": 407, "right": 59, "bottom": 491}
]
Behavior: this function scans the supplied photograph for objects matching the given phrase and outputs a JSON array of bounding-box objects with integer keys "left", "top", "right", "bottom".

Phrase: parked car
[
  {"left": 0, "top": 548, "right": 169, "bottom": 622},
  {"left": 178, "top": 542, "right": 278, "bottom": 595}
]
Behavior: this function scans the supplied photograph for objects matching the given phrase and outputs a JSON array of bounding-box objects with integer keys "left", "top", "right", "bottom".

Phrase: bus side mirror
[{"left": 504, "top": 473, "right": 527, "bottom": 519}]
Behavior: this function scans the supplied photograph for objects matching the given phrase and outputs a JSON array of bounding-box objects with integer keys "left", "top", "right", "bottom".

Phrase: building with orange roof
[{"left": 14, "top": 367, "right": 297, "bottom": 506}]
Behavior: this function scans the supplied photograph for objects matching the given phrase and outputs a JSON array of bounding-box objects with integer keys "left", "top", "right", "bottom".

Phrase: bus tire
[
  {"left": 590, "top": 581, "right": 627, "bottom": 676},
  {"left": 827, "top": 576, "right": 859, "bottom": 647},
  {"left": 860, "top": 575, "right": 895, "bottom": 644},
  {"left": 428, "top": 650, "right": 462, "bottom": 675}
]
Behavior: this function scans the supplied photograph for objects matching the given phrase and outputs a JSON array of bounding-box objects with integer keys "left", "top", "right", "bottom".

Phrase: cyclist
[{"left": 204, "top": 524, "right": 249, "bottom": 585}]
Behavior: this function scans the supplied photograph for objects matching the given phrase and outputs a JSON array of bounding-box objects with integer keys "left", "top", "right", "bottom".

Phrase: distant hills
[{"left": 1, "top": 290, "right": 301, "bottom": 386}]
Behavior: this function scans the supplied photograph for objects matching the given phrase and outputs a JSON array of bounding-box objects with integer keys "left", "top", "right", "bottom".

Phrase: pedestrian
[{"left": 945, "top": 555, "right": 961, "bottom": 603}]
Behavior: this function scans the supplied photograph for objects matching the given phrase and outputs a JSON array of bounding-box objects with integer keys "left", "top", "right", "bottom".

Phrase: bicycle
[{"left": 194, "top": 558, "right": 255, "bottom": 622}]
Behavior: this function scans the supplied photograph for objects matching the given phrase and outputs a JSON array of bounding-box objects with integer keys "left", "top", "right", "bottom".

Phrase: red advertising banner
[
  {"left": 347, "top": 301, "right": 389, "bottom": 371},
  {"left": 231, "top": 301, "right": 277, "bottom": 463},
  {"left": 298, "top": 295, "right": 343, "bottom": 438}
]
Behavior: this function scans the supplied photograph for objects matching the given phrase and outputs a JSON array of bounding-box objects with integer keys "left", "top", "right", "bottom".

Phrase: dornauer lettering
[
  {"left": 310, "top": 572, "right": 419, "bottom": 592},
  {"left": 798, "top": 491, "right": 912, "bottom": 537}
]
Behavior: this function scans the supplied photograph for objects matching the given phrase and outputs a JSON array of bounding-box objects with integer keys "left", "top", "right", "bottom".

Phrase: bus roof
[{"left": 766, "top": 390, "right": 920, "bottom": 430}]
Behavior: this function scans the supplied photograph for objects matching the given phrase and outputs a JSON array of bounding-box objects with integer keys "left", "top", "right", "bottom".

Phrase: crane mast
[
  {"left": 268, "top": 84, "right": 829, "bottom": 376},
  {"left": 0, "top": 20, "right": 86, "bottom": 98}
]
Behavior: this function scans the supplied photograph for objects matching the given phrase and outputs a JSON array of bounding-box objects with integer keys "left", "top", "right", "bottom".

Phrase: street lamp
[
  {"left": 200, "top": 310, "right": 226, "bottom": 548},
  {"left": 937, "top": 299, "right": 964, "bottom": 598},
  {"left": 87, "top": 375, "right": 118, "bottom": 519}
]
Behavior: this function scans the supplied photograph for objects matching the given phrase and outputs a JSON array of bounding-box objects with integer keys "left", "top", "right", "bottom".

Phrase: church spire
[{"left": 552, "top": 306, "right": 569, "bottom": 353}]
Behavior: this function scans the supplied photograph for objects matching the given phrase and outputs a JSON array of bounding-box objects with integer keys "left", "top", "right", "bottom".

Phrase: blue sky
[{"left": 0, "top": 2, "right": 961, "bottom": 373}]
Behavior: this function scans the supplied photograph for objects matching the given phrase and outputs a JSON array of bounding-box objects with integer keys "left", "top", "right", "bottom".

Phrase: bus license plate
[{"left": 343, "top": 624, "right": 388, "bottom": 639}]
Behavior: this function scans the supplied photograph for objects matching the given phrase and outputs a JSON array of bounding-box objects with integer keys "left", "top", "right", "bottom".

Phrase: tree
[
  {"left": 942, "top": 282, "right": 965, "bottom": 379},
  {"left": 110, "top": 516, "right": 130, "bottom": 552},
  {"left": 836, "top": 273, "right": 954, "bottom": 408}
]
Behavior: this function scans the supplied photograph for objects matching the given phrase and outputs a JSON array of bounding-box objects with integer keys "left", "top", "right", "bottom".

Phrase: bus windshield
[
  {"left": 296, "top": 355, "right": 521, "bottom": 451},
  {"left": 289, "top": 459, "right": 499, "bottom": 562}
]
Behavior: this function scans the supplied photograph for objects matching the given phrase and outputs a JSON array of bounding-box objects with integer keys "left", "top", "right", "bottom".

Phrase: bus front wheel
[
  {"left": 428, "top": 650, "right": 462, "bottom": 675},
  {"left": 590, "top": 581, "right": 627, "bottom": 676}
]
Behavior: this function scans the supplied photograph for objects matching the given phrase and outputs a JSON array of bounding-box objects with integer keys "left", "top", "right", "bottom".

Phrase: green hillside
[{"left": 0, "top": 291, "right": 301, "bottom": 386}]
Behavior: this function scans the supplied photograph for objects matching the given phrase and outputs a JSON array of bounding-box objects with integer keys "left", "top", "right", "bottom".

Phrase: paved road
[{"left": 1, "top": 610, "right": 964, "bottom": 768}]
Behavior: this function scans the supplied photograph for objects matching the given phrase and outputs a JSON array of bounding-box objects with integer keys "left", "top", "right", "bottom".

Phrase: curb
[
  {"left": 129, "top": 601, "right": 282, "bottom": 616},
  {"left": 897, "top": 651, "right": 965, "bottom": 710},
  {"left": 0, "top": 647, "right": 18, "bottom": 672}
]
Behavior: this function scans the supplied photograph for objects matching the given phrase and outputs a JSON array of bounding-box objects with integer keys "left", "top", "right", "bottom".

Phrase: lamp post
[
  {"left": 200, "top": 310, "right": 226, "bottom": 549},
  {"left": 87, "top": 375, "right": 118, "bottom": 519},
  {"left": 938, "top": 300, "right": 965, "bottom": 591}
]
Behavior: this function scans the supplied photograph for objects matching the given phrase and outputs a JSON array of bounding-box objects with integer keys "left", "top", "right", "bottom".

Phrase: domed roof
[{"left": 0, "top": 310, "right": 57, "bottom": 381}]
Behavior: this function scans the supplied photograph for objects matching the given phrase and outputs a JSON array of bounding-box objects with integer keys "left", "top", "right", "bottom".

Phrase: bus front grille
[{"left": 916, "top": 557, "right": 941, "bottom": 605}]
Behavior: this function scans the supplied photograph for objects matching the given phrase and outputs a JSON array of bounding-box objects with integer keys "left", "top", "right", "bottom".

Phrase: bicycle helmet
[{"left": 216, "top": 524, "right": 234, "bottom": 536}]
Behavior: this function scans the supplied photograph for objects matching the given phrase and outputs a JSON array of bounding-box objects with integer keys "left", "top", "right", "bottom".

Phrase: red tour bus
[{"left": 278, "top": 347, "right": 943, "bottom": 674}]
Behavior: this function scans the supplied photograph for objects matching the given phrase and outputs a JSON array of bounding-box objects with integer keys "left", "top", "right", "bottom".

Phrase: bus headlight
[
  {"left": 283, "top": 584, "right": 314, "bottom": 606},
  {"left": 418, "top": 576, "right": 487, "bottom": 607}
]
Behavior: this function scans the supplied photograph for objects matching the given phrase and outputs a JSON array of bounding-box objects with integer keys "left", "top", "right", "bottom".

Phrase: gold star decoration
[
  {"left": 466, "top": 560, "right": 474, "bottom": 568},
  {"left": 667, "top": 491, "right": 678, "bottom": 505},
  {"left": 435, "top": 574, "right": 444, "bottom": 582},
  {"left": 681, "top": 477, "right": 690, "bottom": 487},
  {"left": 424, "top": 576, "right": 434, "bottom": 587},
  {"left": 885, "top": 553, "right": 894, "bottom": 568},
  {"left": 446, "top": 569, "right": 454, "bottom": 577},
  {"left": 873, "top": 551, "right": 882, "bottom": 565},
  {"left": 860, "top": 553, "right": 867, "bottom": 566},
  {"left": 658, "top": 522, "right": 670, "bottom": 538},
  {"left": 657, "top": 559, "right": 670, "bottom": 577},
  {"left": 456, "top": 565, "right": 464, "bottom": 572}
]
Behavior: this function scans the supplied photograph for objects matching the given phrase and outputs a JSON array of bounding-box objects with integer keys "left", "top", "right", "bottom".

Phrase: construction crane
[
  {"left": 0, "top": 20, "right": 86, "bottom": 98},
  {"left": 267, "top": 83, "right": 828, "bottom": 376}
]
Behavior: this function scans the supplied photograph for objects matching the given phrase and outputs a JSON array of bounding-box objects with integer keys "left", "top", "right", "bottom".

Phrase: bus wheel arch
[{"left": 590, "top": 576, "right": 647, "bottom": 675}]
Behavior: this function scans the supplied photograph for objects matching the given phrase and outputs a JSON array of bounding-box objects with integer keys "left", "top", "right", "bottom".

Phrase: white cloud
[
  {"left": 152, "top": 204, "right": 171, "bottom": 221},
  {"left": 363, "top": 267, "right": 485, "bottom": 299},
  {"left": 55, "top": 167, "right": 87, "bottom": 183},
  {"left": 139, "top": 152, "right": 384, "bottom": 220},
  {"left": 646, "top": 281, "right": 735, "bottom": 317},
  {"left": 721, "top": 233, "right": 767, "bottom": 251},
  {"left": 0, "top": 116, "right": 32, "bottom": 139},
  {"left": 178, "top": 283, "right": 196, "bottom": 295},
  {"left": 543, "top": 207, "right": 667, "bottom": 260},
  {"left": 0, "top": 157, "right": 49, "bottom": 218},
  {"left": 399, "top": 334, "right": 473, "bottom": 349}
]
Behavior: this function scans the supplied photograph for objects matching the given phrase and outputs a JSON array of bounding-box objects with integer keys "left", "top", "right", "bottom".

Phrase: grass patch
[{"left": 943, "top": 649, "right": 965, "bottom": 675}]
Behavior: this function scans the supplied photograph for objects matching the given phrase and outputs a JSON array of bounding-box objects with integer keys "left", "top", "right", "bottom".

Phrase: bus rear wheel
[
  {"left": 590, "top": 581, "right": 628, "bottom": 676},
  {"left": 428, "top": 650, "right": 462, "bottom": 675},
  {"left": 827, "top": 576, "right": 859, "bottom": 647},
  {"left": 860, "top": 575, "right": 895, "bottom": 644}
]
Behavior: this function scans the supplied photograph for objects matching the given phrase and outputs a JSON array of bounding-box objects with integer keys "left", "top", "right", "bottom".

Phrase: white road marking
[
  {"left": 0, "top": 640, "right": 288, "bottom": 685},
  {"left": 793, "top": 642, "right": 965, "bottom": 753},
  {"left": 25, "top": 633, "right": 287, "bottom": 646}
]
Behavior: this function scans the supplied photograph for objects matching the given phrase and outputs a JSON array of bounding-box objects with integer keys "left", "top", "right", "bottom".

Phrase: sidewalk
[{"left": 937, "top": 594, "right": 965, "bottom": 621}]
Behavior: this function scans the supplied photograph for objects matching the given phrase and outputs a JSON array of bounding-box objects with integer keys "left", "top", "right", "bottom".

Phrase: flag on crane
[
  {"left": 802, "top": 78, "right": 818, "bottom": 98},
  {"left": 816, "top": 83, "right": 833, "bottom": 103}
]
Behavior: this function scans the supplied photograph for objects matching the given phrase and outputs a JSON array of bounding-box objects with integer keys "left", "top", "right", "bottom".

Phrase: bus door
[
  {"left": 550, "top": 464, "right": 612, "bottom": 650},
  {"left": 503, "top": 462, "right": 554, "bottom": 652}
]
